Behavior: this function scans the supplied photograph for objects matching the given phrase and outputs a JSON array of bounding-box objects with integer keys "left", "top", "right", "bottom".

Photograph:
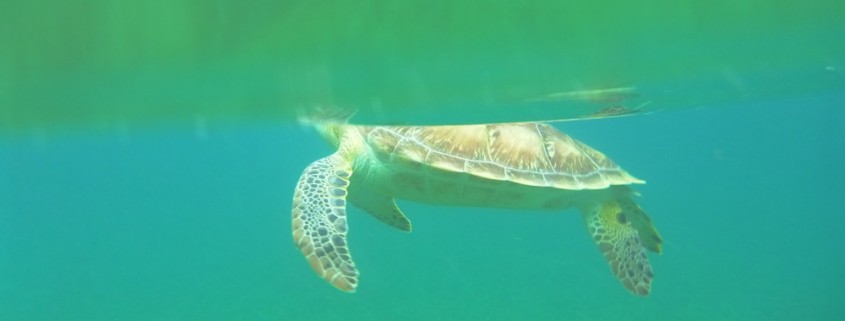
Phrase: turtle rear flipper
[
  {"left": 292, "top": 153, "right": 359, "bottom": 292},
  {"left": 582, "top": 200, "right": 654, "bottom": 296},
  {"left": 616, "top": 197, "right": 663, "bottom": 254}
]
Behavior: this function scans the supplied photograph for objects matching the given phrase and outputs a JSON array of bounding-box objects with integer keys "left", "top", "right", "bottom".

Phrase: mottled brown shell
[{"left": 359, "top": 122, "right": 643, "bottom": 190}]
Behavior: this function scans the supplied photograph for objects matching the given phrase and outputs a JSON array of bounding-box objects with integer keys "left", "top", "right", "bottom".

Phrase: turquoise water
[{"left": 2, "top": 95, "right": 844, "bottom": 320}]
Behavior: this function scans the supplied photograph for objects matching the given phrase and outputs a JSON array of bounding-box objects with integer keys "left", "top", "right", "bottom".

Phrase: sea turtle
[{"left": 291, "top": 117, "right": 663, "bottom": 296}]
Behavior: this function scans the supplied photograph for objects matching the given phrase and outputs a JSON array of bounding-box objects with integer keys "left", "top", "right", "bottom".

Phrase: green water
[
  {"left": 2, "top": 1, "right": 844, "bottom": 132},
  {"left": 2, "top": 96, "right": 844, "bottom": 320}
]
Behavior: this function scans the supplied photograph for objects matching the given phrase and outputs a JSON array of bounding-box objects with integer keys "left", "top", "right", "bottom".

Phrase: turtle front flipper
[
  {"left": 348, "top": 191, "right": 412, "bottom": 232},
  {"left": 582, "top": 200, "right": 654, "bottom": 296},
  {"left": 292, "top": 153, "right": 359, "bottom": 292}
]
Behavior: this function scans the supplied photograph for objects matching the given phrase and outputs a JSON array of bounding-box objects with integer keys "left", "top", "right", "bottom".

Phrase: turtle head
[
  {"left": 298, "top": 106, "right": 357, "bottom": 148},
  {"left": 313, "top": 122, "right": 345, "bottom": 148}
]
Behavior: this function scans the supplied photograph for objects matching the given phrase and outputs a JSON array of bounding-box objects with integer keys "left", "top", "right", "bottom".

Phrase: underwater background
[
  {"left": 2, "top": 93, "right": 844, "bottom": 321},
  {"left": 2, "top": 1, "right": 845, "bottom": 320}
]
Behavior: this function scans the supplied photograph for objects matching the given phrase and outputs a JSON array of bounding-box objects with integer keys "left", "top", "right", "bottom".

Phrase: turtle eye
[{"left": 616, "top": 212, "right": 628, "bottom": 224}]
